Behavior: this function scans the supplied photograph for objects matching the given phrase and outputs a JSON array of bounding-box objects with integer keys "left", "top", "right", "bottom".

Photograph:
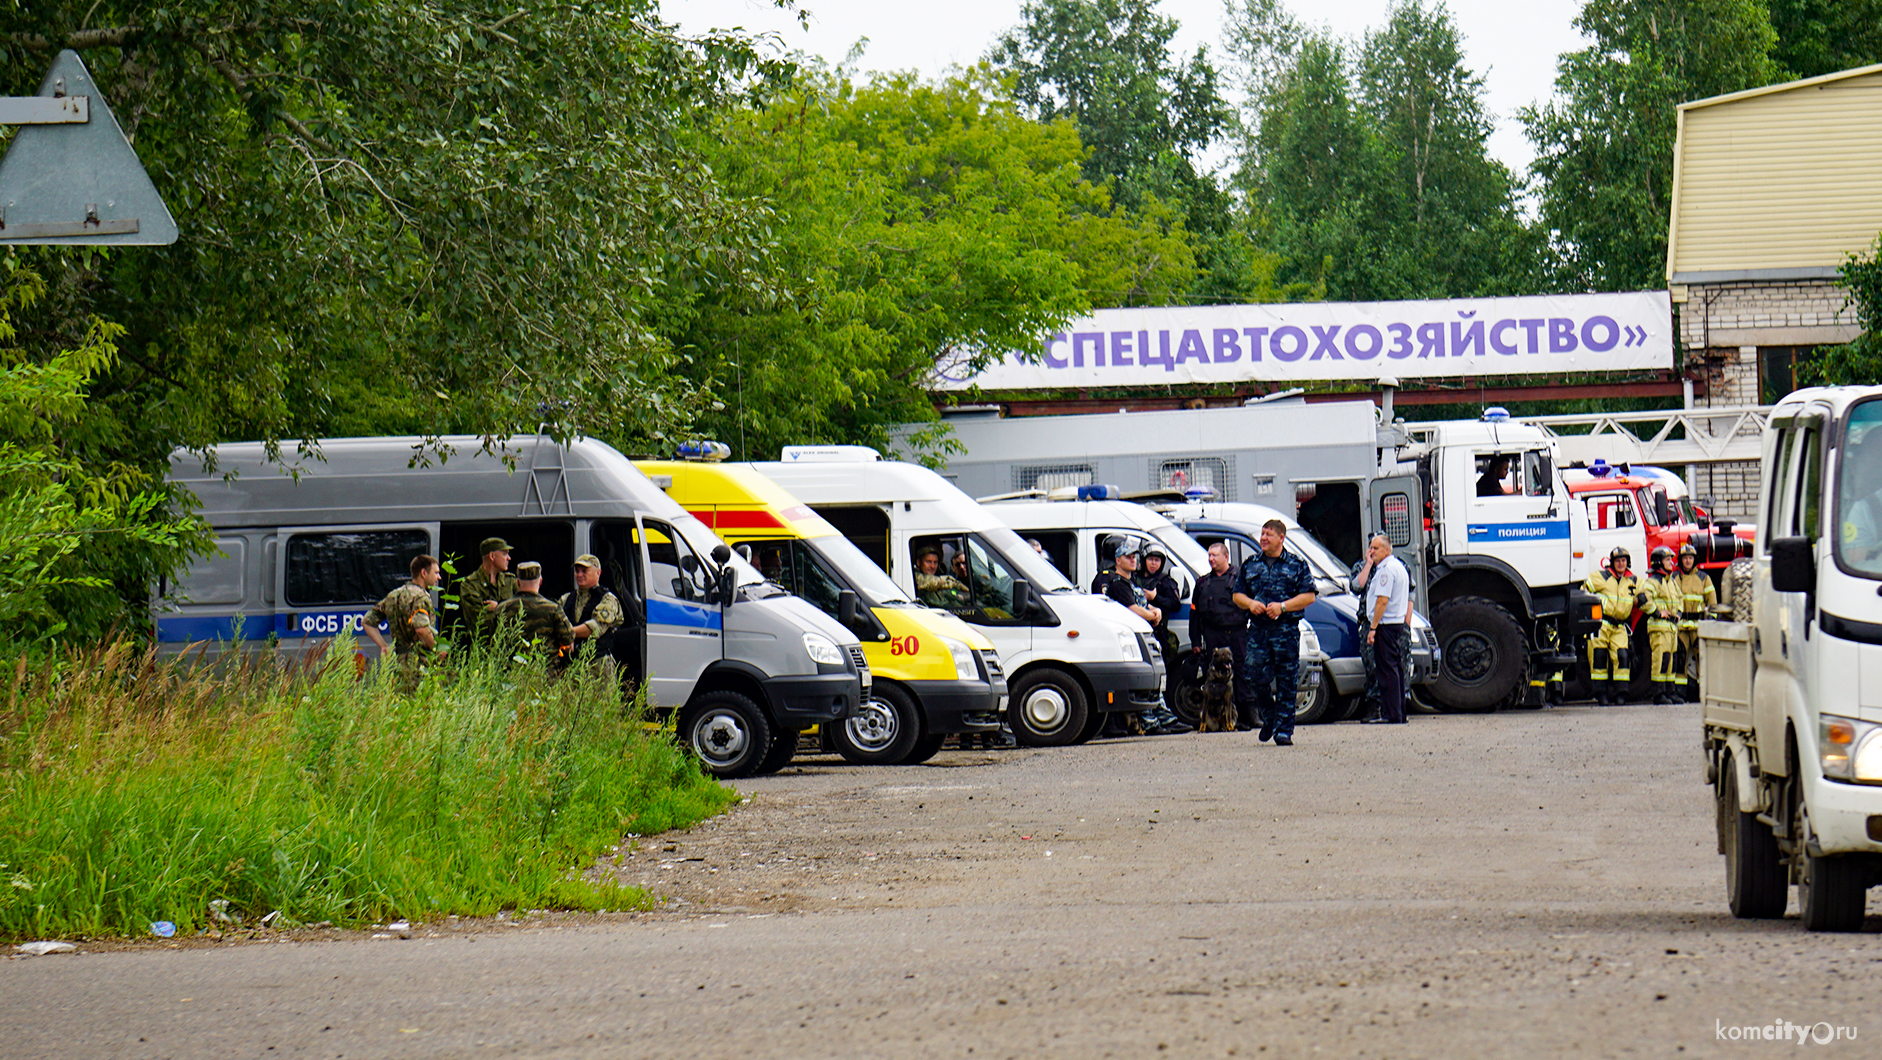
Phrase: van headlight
[
  {"left": 802, "top": 633, "right": 845, "bottom": 667},
  {"left": 1299, "top": 624, "right": 1321, "bottom": 655},
  {"left": 1116, "top": 630, "right": 1139, "bottom": 661},
  {"left": 1821, "top": 715, "right": 1882, "bottom": 784},
  {"left": 940, "top": 636, "right": 979, "bottom": 682}
]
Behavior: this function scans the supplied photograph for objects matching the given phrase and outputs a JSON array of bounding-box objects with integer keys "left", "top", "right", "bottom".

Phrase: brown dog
[{"left": 1196, "top": 647, "right": 1238, "bottom": 733}]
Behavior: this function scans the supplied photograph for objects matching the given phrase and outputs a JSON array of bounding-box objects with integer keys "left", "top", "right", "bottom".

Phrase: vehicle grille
[
  {"left": 1421, "top": 628, "right": 1439, "bottom": 652},
  {"left": 980, "top": 651, "right": 1004, "bottom": 682},
  {"left": 1139, "top": 633, "right": 1161, "bottom": 664},
  {"left": 847, "top": 645, "right": 869, "bottom": 673}
]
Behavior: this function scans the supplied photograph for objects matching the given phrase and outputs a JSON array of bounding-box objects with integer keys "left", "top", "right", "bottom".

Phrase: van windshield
[
  {"left": 1837, "top": 399, "right": 1882, "bottom": 576},
  {"left": 671, "top": 515, "right": 766, "bottom": 587},
  {"left": 805, "top": 534, "right": 911, "bottom": 605},
  {"left": 982, "top": 526, "right": 1075, "bottom": 592}
]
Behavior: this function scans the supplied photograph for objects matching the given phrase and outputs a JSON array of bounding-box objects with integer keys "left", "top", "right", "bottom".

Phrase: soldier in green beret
[
  {"left": 454, "top": 537, "right": 516, "bottom": 647},
  {"left": 496, "top": 560, "right": 575, "bottom": 666},
  {"left": 363, "top": 554, "right": 443, "bottom": 692}
]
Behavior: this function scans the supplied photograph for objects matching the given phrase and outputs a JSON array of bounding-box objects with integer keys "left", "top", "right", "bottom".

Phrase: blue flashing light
[
  {"left": 676, "top": 440, "right": 731, "bottom": 462},
  {"left": 1482, "top": 406, "right": 1511, "bottom": 422},
  {"left": 1184, "top": 486, "right": 1217, "bottom": 501},
  {"left": 1077, "top": 484, "right": 1121, "bottom": 501},
  {"left": 1588, "top": 458, "right": 1612, "bottom": 478}
]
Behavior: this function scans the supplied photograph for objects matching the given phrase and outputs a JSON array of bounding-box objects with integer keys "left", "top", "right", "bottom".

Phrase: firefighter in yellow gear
[
  {"left": 1671, "top": 541, "right": 1718, "bottom": 697},
  {"left": 1584, "top": 546, "right": 1646, "bottom": 704},
  {"left": 1645, "top": 546, "right": 1683, "bottom": 703}
]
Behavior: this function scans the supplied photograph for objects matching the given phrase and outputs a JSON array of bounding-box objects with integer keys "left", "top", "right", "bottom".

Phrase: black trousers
[{"left": 1375, "top": 622, "right": 1408, "bottom": 724}]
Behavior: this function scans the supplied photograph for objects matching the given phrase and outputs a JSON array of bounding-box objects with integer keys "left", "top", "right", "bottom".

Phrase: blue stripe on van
[
  {"left": 647, "top": 597, "right": 722, "bottom": 631},
  {"left": 156, "top": 612, "right": 387, "bottom": 643}
]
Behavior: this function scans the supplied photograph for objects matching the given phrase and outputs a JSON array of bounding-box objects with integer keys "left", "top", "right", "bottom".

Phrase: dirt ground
[{"left": 2, "top": 702, "right": 1878, "bottom": 1059}]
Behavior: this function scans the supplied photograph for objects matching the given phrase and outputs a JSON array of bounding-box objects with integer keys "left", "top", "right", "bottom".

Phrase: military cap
[
  {"left": 573, "top": 553, "right": 602, "bottom": 569},
  {"left": 480, "top": 537, "right": 513, "bottom": 556},
  {"left": 515, "top": 560, "right": 543, "bottom": 579}
]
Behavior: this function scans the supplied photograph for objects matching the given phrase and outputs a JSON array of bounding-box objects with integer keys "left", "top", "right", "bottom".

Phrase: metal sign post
[{"left": 0, "top": 49, "right": 177, "bottom": 245}]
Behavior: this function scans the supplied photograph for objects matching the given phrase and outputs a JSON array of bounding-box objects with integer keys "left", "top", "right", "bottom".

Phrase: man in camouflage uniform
[
  {"left": 363, "top": 554, "right": 443, "bottom": 692},
  {"left": 1232, "top": 519, "right": 1317, "bottom": 745},
  {"left": 559, "top": 553, "right": 624, "bottom": 667},
  {"left": 496, "top": 560, "right": 575, "bottom": 666},
  {"left": 455, "top": 536, "right": 516, "bottom": 647}
]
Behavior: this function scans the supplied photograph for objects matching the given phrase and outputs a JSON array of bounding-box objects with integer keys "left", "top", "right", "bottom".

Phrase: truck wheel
[
  {"left": 832, "top": 683, "right": 922, "bottom": 766},
  {"left": 1294, "top": 674, "right": 1339, "bottom": 725},
  {"left": 753, "top": 726, "right": 799, "bottom": 776},
  {"left": 1008, "top": 668, "right": 1090, "bottom": 747},
  {"left": 1727, "top": 558, "right": 1754, "bottom": 622},
  {"left": 1720, "top": 761, "right": 1788, "bottom": 919},
  {"left": 904, "top": 732, "right": 949, "bottom": 764},
  {"left": 1796, "top": 804, "right": 1868, "bottom": 931},
  {"left": 680, "top": 691, "right": 773, "bottom": 779},
  {"left": 1071, "top": 706, "right": 1107, "bottom": 745},
  {"left": 1428, "top": 597, "right": 1528, "bottom": 713}
]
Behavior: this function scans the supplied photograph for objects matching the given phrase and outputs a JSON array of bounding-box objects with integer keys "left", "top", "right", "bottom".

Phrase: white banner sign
[{"left": 934, "top": 291, "right": 1673, "bottom": 391}]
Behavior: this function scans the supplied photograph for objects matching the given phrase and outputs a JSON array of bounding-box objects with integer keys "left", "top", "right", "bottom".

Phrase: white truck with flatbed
[{"left": 1702, "top": 386, "right": 1882, "bottom": 931}]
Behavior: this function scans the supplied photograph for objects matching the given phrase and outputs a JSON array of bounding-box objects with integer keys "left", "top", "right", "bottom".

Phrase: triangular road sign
[{"left": 0, "top": 49, "right": 177, "bottom": 245}]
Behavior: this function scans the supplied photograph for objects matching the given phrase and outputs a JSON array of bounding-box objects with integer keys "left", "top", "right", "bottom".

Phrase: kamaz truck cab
[{"left": 1381, "top": 409, "right": 1602, "bottom": 711}]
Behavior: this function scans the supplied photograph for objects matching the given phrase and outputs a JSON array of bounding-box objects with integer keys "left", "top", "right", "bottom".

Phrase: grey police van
[{"left": 161, "top": 435, "right": 868, "bottom": 778}]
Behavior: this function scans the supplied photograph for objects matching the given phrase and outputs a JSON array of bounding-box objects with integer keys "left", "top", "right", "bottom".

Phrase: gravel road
[{"left": 3, "top": 702, "right": 1877, "bottom": 1059}]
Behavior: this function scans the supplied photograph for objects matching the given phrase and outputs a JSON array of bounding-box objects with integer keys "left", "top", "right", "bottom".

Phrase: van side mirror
[
  {"left": 1654, "top": 491, "right": 1670, "bottom": 527},
  {"left": 718, "top": 567, "right": 736, "bottom": 609},
  {"left": 711, "top": 544, "right": 732, "bottom": 565},
  {"left": 1536, "top": 452, "right": 1553, "bottom": 492},
  {"left": 837, "top": 589, "right": 858, "bottom": 631},
  {"left": 1011, "top": 579, "right": 1033, "bottom": 617},
  {"left": 1771, "top": 536, "right": 1815, "bottom": 594}
]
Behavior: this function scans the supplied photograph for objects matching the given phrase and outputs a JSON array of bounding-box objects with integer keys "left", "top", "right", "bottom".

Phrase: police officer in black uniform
[
  {"left": 1189, "top": 542, "right": 1249, "bottom": 726},
  {"left": 1094, "top": 536, "right": 1191, "bottom": 736},
  {"left": 1136, "top": 545, "right": 1184, "bottom": 710}
]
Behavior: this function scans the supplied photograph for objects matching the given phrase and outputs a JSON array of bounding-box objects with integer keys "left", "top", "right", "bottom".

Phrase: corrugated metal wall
[{"left": 1669, "top": 69, "right": 1882, "bottom": 279}]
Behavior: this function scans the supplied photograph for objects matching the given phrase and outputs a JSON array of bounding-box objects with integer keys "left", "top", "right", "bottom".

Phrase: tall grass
[{"left": 0, "top": 637, "right": 737, "bottom": 939}]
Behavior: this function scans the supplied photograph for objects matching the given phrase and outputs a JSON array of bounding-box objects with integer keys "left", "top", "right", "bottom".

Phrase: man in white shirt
[{"left": 1361, "top": 534, "right": 1412, "bottom": 725}]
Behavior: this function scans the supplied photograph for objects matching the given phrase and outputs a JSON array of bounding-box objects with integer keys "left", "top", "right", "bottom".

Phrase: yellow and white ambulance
[{"left": 637, "top": 457, "right": 1007, "bottom": 764}]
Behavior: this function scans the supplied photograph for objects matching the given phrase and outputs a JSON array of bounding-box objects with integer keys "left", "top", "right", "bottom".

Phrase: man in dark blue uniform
[{"left": 1232, "top": 519, "right": 1317, "bottom": 745}]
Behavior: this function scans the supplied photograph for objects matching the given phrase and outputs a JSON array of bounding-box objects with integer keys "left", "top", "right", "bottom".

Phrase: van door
[
  {"left": 637, "top": 517, "right": 724, "bottom": 708},
  {"left": 275, "top": 524, "right": 438, "bottom": 651},
  {"left": 1581, "top": 490, "right": 1649, "bottom": 574},
  {"left": 1295, "top": 479, "right": 1365, "bottom": 567},
  {"left": 590, "top": 520, "right": 648, "bottom": 687},
  {"left": 1369, "top": 474, "right": 1426, "bottom": 615}
]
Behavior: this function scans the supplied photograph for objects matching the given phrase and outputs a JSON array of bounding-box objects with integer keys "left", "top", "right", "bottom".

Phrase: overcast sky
[{"left": 660, "top": 0, "right": 1590, "bottom": 179}]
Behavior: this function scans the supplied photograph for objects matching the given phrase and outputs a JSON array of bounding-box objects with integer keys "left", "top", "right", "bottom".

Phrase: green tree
[
  {"left": 1522, "top": 0, "right": 1783, "bottom": 291},
  {"left": 1355, "top": 1, "right": 1533, "bottom": 296},
  {"left": 674, "top": 70, "right": 1196, "bottom": 460},
  {"left": 0, "top": 1, "right": 791, "bottom": 467},
  {"left": 1769, "top": 0, "right": 1882, "bottom": 79},
  {"left": 988, "top": 0, "right": 1250, "bottom": 302},
  {"left": 0, "top": 256, "right": 202, "bottom": 640},
  {"left": 1799, "top": 234, "right": 1882, "bottom": 386}
]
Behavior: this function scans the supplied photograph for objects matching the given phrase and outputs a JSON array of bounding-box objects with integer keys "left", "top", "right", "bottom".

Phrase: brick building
[{"left": 1668, "top": 64, "right": 1882, "bottom": 518}]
